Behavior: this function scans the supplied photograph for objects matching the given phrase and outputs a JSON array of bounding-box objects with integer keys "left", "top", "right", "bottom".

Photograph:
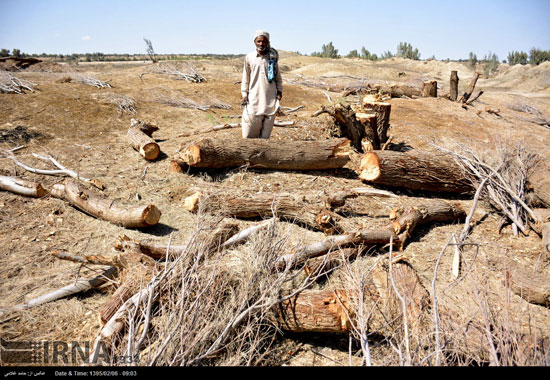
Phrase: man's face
[{"left": 254, "top": 36, "right": 269, "bottom": 54}]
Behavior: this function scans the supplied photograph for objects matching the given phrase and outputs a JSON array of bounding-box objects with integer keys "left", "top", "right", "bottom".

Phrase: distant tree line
[
  {"left": 0, "top": 48, "right": 244, "bottom": 62},
  {"left": 507, "top": 48, "right": 550, "bottom": 66}
]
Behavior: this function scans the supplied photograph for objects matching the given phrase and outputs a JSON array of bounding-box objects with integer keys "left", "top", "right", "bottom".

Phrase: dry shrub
[
  {"left": 91, "top": 92, "right": 137, "bottom": 114},
  {"left": 90, "top": 212, "right": 309, "bottom": 366}
]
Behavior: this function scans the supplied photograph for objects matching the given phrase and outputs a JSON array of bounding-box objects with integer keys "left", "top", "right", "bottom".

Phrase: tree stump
[
  {"left": 450, "top": 70, "right": 459, "bottom": 101},
  {"left": 361, "top": 100, "right": 391, "bottom": 145},
  {"left": 421, "top": 80, "right": 437, "bottom": 97}
]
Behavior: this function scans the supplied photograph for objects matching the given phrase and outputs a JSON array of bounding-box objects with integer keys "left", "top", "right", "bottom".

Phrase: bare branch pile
[
  {"left": 0, "top": 71, "right": 36, "bottom": 94},
  {"left": 156, "top": 62, "right": 206, "bottom": 83}
]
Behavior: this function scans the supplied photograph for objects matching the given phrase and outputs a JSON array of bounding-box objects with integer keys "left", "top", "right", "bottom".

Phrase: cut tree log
[
  {"left": 0, "top": 175, "right": 48, "bottom": 198},
  {"left": 271, "top": 257, "right": 429, "bottom": 334},
  {"left": 360, "top": 100, "right": 391, "bottom": 145},
  {"left": 276, "top": 200, "right": 466, "bottom": 269},
  {"left": 357, "top": 150, "right": 474, "bottom": 194},
  {"left": 450, "top": 71, "right": 459, "bottom": 101},
  {"left": 421, "top": 80, "right": 438, "bottom": 97},
  {"left": 183, "top": 191, "right": 357, "bottom": 234},
  {"left": 51, "top": 180, "right": 161, "bottom": 228},
  {"left": 531, "top": 208, "right": 550, "bottom": 253},
  {"left": 365, "top": 83, "right": 422, "bottom": 98},
  {"left": 504, "top": 259, "right": 550, "bottom": 308},
  {"left": 459, "top": 73, "right": 480, "bottom": 104},
  {"left": 528, "top": 162, "right": 550, "bottom": 208},
  {"left": 176, "top": 137, "right": 351, "bottom": 171},
  {"left": 128, "top": 119, "right": 160, "bottom": 161}
]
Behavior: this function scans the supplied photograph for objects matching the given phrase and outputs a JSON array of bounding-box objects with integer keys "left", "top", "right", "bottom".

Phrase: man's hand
[
  {"left": 276, "top": 91, "right": 282, "bottom": 101},
  {"left": 241, "top": 95, "right": 248, "bottom": 107}
]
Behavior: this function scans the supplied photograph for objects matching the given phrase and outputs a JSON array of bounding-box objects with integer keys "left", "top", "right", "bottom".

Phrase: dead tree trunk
[
  {"left": 459, "top": 73, "right": 480, "bottom": 104},
  {"left": 128, "top": 119, "right": 160, "bottom": 161},
  {"left": 276, "top": 200, "right": 466, "bottom": 269},
  {"left": 176, "top": 137, "right": 351, "bottom": 170},
  {"left": 361, "top": 100, "right": 391, "bottom": 145},
  {"left": 0, "top": 175, "right": 48, "bottom": 198},
  {"left": 450, "top": 71, "right": 459, "bottom": 101},
  {"left": 504, "top": 260, "right": 550, "bottom": 308},
  {"left": 357, "top": 150, "right": 474, "bottom": 194},
  {"left": 51, "top": 180, "right": 161, "bottom": 228},
  {"left": 183, "top": 191, "right": 358, "bottom": 234},
  {"left": 421, "top": 80, "right": 438, "bottom": 97}
]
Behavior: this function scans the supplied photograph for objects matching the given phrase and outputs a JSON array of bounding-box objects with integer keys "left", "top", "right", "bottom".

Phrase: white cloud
[{"left": 81, "top": 35, "right": 92, "bottom": 41}]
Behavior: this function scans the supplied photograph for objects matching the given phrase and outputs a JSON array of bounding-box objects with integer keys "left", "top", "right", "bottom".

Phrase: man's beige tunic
[{"left": 241, "top": 51, "right": 283, "bottom": 116}]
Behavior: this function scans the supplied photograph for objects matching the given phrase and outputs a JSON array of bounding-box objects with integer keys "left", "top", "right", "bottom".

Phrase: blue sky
[{"left": 0, "top": 0, "right": 548, "bottom": 60}]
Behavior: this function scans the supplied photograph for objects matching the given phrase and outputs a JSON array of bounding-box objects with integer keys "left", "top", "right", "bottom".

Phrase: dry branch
[
  {"left": 6, "top": 266, "right": 117, "bottom": 312},
  {"left": 176, "top": 137, "right": 351, "bottom": 171},
  {"left": 156, "top": 62, "right": 206, "bottom": 83},
  {"left": 3, "top": 151, "right": 104, "bottom": 190},
  {"left": 276, "top": 200, "right": 466, "bottom": 269},
  {"left": 0, "top": 71, "right": 36, "bottom": 94},
  {"left": 51, "top": 180, "right": 161, "bottom": 228},
  {"left": 127, "top": 119, "right": 160, "bottom": 161},
  {"left": 0, "top": 175, "right": 48, "bottom": 197},
  {"left": 176, "top": 120, "right": 294, "bottom": 138}
]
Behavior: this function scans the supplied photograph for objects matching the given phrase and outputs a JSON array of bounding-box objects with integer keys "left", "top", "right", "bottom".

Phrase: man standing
[{"left": 241, "top": 30, "right": 283, "bottom": 139}]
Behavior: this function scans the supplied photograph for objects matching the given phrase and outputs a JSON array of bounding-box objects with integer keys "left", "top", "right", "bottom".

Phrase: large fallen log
[
  {"left": 357, "top": 150, "right": 474, "bottom": 194},
  {"left": 276, "top": 200, "right": 466, "bottom": 269},
  {"left": 176, "top": 137, "right": 351, "bottom": 170},
  {"left": 51, "top": 180, "right": 161, "bottom": 228},
  {"left": 183, "top": 191, "right": 357, "bottom": 234},
  {"left": 128, "top": 119, "right": 160, "bottom": 161},
  {"left": 0, "top": 175, "right": 48, "bottom": 198}
]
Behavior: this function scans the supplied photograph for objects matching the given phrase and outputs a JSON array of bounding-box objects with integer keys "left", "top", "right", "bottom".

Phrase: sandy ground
[{"left": 0, "top": 54, "right": 549, "bottom": 366}]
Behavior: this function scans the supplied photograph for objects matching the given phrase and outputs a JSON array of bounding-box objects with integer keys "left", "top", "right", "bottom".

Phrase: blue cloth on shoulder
[{"left": 267, "top": 48, "right": 278, "bottom": 83}]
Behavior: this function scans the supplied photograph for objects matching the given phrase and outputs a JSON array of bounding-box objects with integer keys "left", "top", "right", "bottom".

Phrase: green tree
[
  {"left": 11, "top": 48, "right": 21, "bottom": 58},
  {"left": 0, "top": 49, "right": 10, "bottom": 57},
  {"left": 507, "top": 51, "right": 528, "bottom": 65},
  {"left": 312, "top": 42, "right": 339, "bottom": 58},
  {"left": 347, "top": 49, "right": 359, "bottom": 58},
  {"left": 468, "top": 52, "right": 478, "bottom": 68},
  {"left": 396, "top": 42, "right": 420, "bottom": 60},
  {"left": 482, "top": 52, "right": 499, "bottom": 76},
  {"left": 360, "top": 47, "right": 378, "bottom": 61},
  {"left": 529, "top": 48, "right": 550, "bottom": 65},
  {"left": 381, "top": 50, "right": 394, "bottom": 59}
]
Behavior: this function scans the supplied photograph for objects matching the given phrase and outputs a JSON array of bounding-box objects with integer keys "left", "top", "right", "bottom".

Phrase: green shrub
[
  {"left": 396, "top": 42, "right": 420, "bottom": 60},
  {"left": 529, "top": 48, "right": 550, "bottom": 65}
]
